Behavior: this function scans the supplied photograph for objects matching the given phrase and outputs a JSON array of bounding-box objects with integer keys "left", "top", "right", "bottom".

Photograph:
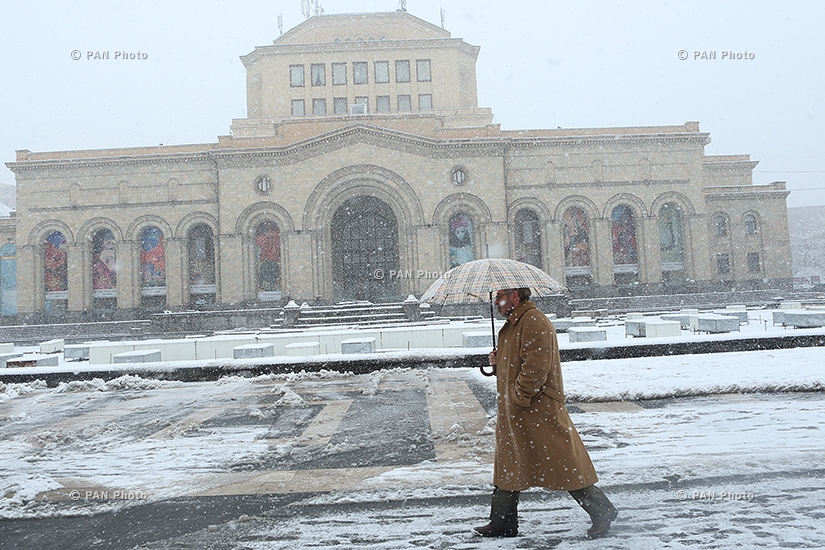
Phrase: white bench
[
  {"left": 284, "top": 342, "right": 320, "bottom": 356},
  {"left": 0, "top": 352, "right": 24, "bottom": 368},
  {"left": 568, "top": 327, "right": 607, "bottom": 343},
  {"left": 660, "top": 313, "right": 697, "bottom": 331},
  {"left": 697, "top": 314, "right": 740, "bottom": 333},
  {"left": 39, "top": 339, "right": 65, "bottom": 353},
  {"left": 112, "top": 350, "right": 162, "bottom": 363},
  {"left": 462, "top": 331, "right": 493, "bottom": 348},
  {"left": 233, "top": 343, "right": 275, "bottom": 359},
  {"left": 643, "top": 320, "right": 681, "bottom": 338},
  {"left": 64, "top": 344, "right": 90, "bottom": 360},
  {"left": 782, "top": 311, "right": 825, "bottom": 328},
  {"left": 341, "top": 337, "right": 377, "bottom": 354},
  {"left": 7, "top": 354, "right": 60, "bottom": 367},
  {"left": 713, "top": 308, "right": 749, "bottom": 325}
]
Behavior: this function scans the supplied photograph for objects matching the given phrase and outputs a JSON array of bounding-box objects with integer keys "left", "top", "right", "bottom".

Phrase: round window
[
  {"left": 255, "top": 176, "right": 272, "bottom": 194},
  {"left": 451, "top": 168, "right": 467, "bottom": 186}
]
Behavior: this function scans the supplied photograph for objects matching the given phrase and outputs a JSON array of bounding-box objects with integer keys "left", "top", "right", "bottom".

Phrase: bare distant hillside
[{"left": 788, "top": 206, "right": 825, "bottom": 279}]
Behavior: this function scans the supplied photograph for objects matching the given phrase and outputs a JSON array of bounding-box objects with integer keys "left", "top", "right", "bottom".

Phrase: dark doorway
[{"left": 331, "top": 196, "right": 400, "bottom": 302}]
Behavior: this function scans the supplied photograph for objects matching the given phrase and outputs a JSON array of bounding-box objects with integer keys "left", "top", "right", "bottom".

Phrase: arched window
[
  {"left": 188, "top": 224, "right": 215, "bottom": 305},
  {"left": 562, "top": 207, "right": 591, "bottom": 287},
  {"left": 659, "top": 203, "right": 685, "bottom": 273},
  {"left": 611, "top": 205, "right": 638, "bottom": 267},
  {"left": 714, "top": 215, "right": 728, "bottom": 237},
  {"left": 140, "top": 226, "right": 166, "bottom": 288},
  {"left": 255, "top": 221, "right": 282, "bottom": 300},
  {"left": 0, "top": 243, "right": 17, "bottom": 316},
  {"left": 90, "top": 228, "right": 117, "bottom": 310},
  {"left": 562, "top": 207, "right": 591, "bottom": 270},
  {"left": 612, "top": 204, "right": 639, "bottom": 285},
  {"left": 91, "top": 229, "right": 117, "bottom": 292},
  {"left": 140, "top": 226, "right": 166, "bottom": 307},
  {"left": 44, "top": 231, "right": 68, "bottom": 294},
  {"left": 514, "top": 209, "right": 542, "bottom": 269},
  {"left": 744, "top": 214, "right": 758, "bottom": 235},
  {"left": 448, "top": 213, "right": 475, "bottom": 268}
]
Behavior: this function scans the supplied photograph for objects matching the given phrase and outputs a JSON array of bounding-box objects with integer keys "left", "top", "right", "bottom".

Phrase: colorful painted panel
[
  {"left": 44, "top": 231, "right": 68, "bottom": 292},
  {"left": 449, "top": 213, "right": 474, "bottom": 268},
  {"left": 255, "top": 222, "right": 281, "bottom": 292},
  {"left": 92, "top": 229, "right": 117, "bottom": 290},
  {"left": 514, "top": 209, "right": 542, "bottom": 269},
  {"left": 188, "top": 225, "right": 215, "bottom": 286},
  {"left": 611, "top": 205, "right": 638, "bottom": 265},
  {"left": 659, "top": 203, "right": 685, "bottom": 265},
  {"left": 562, "top": 207, "right": 591, "bottom": 267},
  {"left": 140, "top": 226, "right": 166, "bottom": 287}
]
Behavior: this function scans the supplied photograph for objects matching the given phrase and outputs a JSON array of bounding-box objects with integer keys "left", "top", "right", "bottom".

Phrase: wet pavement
[{"left": 1, "top": 369, "right": 824, "bottom": 549}]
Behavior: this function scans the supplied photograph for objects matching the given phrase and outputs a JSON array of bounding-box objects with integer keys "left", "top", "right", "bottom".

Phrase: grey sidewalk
[{"left": 2, "top": 368, "right": 824, "bottom": 549}]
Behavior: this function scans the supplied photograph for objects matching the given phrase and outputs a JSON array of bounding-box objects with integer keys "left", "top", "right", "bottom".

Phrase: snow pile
[
  {"left": 53, "top": 375, "right": 182, "bottom": 393},
  {"left": 0, "top": 380, "right": 47, "bottom": 402},
  {"left": 0, "top": 474, "right": 62, "bottom": 511},
  {"left": 269, "top": 384, "right": 305, "bottom": 405}
]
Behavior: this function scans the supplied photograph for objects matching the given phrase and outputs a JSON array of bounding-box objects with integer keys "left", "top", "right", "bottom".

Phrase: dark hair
[{"left": 516, "top": 287, "right": 531, "bottom": 302}]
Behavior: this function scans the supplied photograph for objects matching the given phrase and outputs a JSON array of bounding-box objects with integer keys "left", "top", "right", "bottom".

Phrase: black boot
[
  {"left": 569, "top": 485, "right": 618, "bottom": 539},
  {"left": 474, "top": 487, "right": 519, "bottom": 537}
]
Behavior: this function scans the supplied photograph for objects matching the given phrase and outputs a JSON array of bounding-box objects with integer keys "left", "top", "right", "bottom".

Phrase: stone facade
[{"left": 5, "top": 11, "right": 792, "bottom": 321}]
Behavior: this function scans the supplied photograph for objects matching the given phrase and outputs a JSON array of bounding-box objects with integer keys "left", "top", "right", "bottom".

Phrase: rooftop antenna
[
  {"left": 397, "top": 0, "right": 406, "bottom": 12},
  {"left": 301, "top": 0, "right": 310, "bottom": 19},
  {"left": 277, "top": 13, "right": 284, "bottom": 35},
  {"left": 440, "top": 7, "right": 445, "bottom": 29},
  {"left": 312, "top": 0, "right": 324, "bottom": 16}
]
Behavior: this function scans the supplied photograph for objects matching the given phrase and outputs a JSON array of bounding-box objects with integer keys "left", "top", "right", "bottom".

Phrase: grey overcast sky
[{"left": 2, "top": 0, "right": 823, "bottom": 207}]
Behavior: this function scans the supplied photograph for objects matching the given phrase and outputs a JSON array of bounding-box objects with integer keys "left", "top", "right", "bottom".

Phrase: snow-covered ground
[{"left": 1, "top": 311, "right": 824, "bottom": 548}]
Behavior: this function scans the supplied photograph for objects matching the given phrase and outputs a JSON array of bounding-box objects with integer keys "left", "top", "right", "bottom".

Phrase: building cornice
[
  {"left": 6, "top": 123, "right": 715, "bottom": 172},
  {"left": 242, "top": 37, "right": 478, "bottom": 66}
]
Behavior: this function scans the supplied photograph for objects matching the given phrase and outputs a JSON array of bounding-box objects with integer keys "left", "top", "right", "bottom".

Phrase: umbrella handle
[{"left": 483, "top": 290, "right": 497, "bottom": 377}]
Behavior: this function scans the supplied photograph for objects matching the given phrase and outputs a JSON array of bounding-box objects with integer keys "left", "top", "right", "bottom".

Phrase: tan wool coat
[{"left": 493, "top": 301, "right": 599, "bottom": 492}]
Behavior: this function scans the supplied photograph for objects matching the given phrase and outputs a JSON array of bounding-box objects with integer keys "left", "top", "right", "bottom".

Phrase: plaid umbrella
[
  {"left": 420, "top": 258, "right": 566, "bottom": 306},
  {"left": 421, "top": 258, "right": 566, "bottom": 376}
]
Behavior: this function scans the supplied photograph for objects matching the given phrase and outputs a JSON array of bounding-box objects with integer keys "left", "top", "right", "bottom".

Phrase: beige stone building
[{"left": 5, "top": 11, "right": 792, "bottom": 321}]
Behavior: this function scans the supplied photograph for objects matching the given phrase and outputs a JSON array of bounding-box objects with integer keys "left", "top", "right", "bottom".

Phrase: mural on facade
[
  {"left": 515, "top": 209, "right": 542, "bottom": 268},
  {"left": 449, "top": 213, "right": 474, "bottom": 268},
  {"left": 140, "top": 226, "right": 166, "bottom": 287},
  {"left": 659, "top": 203, "right": 685, "bottom": 266},
  {"left": 255, "top": 221, "right": 281, "bottom": 292},
  {"left": 91, "top": 229, "right": 117, "bottom": 290},
  {"left": 44, "top": 231, "right": 68, "bottom": 292},
  {"left": 611, "top": 205, "right": 638, "bottom": 265},
  {"left": 562, "top": 207, "right": 591, "bottom": 267},
  {"left": 188, "top": 225, "right": 215, "bottom": 286}
]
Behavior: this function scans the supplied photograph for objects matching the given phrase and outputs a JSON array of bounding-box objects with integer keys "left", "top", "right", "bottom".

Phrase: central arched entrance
[{"left": 331, "top": 196, "right": 400, "bottom": 302}]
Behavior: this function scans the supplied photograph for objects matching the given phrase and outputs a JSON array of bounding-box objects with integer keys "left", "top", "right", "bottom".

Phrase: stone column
[
  {"left": 164, "top": 238, "right": 184, "bottom": 308},
  {"left": 218, "top": 233, "right": 242, "bottom": 306},
  {"left": 593, "top": 218, "right": 614, "bottom": 288},
  {"left": 545, "top": 221, "right": 565, "bottom": 283},
  {"left": 116, "top": 241, "right": 136, "bottom": 309},
  {"left": 286, "top": 231, "right": 314, "bottom": 301},
  {"left": 688, "top": 214, "right": 711, "bottom": 283},
  {"left": 67, "top": 242, "right": 87, "bottom": 311},
  {"left": 16, "top": 244, "right": 37, "bottom": 314},
  {"left": 640, "top": 216, "right": 662, "bottom": 285}
]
